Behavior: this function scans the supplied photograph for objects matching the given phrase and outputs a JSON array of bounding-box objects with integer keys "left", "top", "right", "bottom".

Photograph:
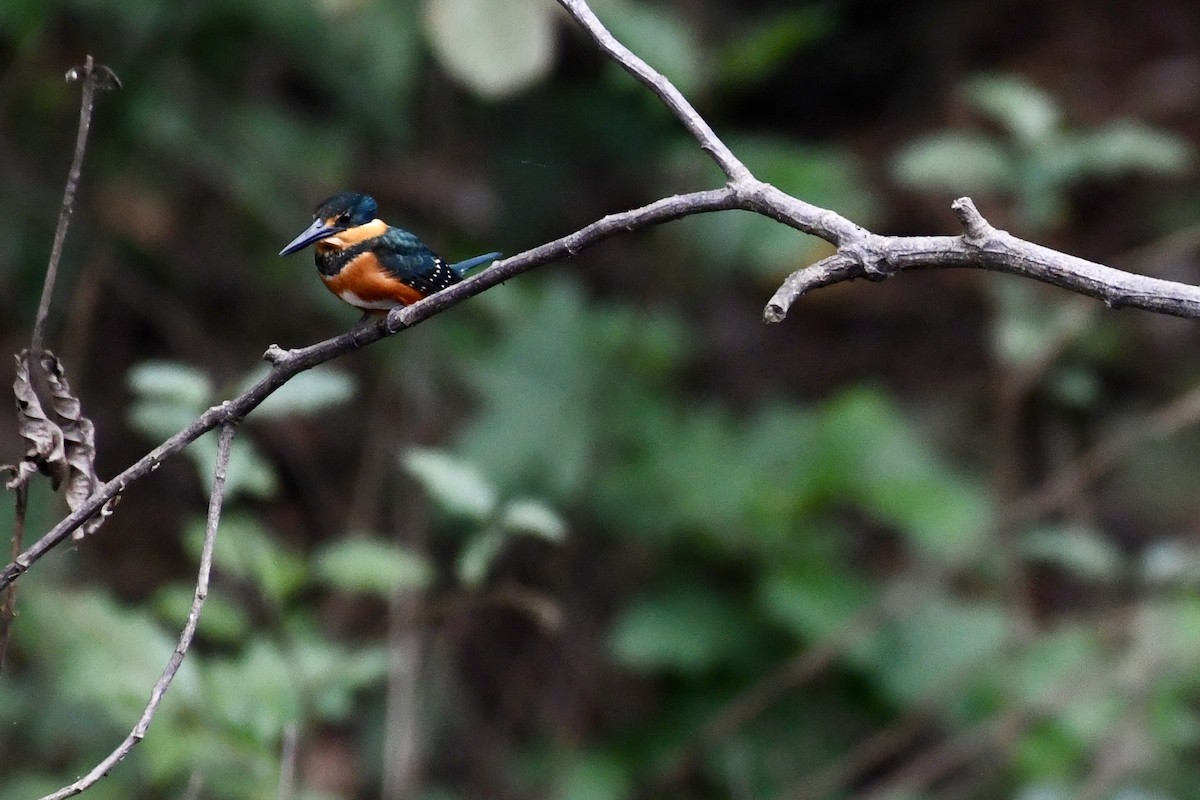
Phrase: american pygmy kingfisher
[{"left": 280, "top": 192, "right": 501, "bottom": 311}]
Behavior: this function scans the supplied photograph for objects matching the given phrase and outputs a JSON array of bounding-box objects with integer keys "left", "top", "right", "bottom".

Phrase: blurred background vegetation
[{"left": 3, "top": 0, "right": 1200, "bottom": 798}]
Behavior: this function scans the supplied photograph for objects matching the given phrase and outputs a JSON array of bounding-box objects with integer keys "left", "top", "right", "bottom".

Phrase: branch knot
[
  {"left": 951, "top": 197, "right": 995, "bottom": 244},
  {"left": 844, "top": 238, "right": 893, "bottom": 282}
]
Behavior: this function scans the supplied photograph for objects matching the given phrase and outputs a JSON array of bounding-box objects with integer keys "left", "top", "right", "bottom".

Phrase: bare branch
[
  {"left": 560, "top": 3, "right": 1200, "bottom": 326},
  {"left": 277, "top": 723, "right": 299, "bottom": 800},
  {"left": 33, "top": 56, "right": 120, "bottom": 354},
  {"left": 0, "top": 483, "right": 26, "bottom": 674},
  {"left": 39, "top": 422, "right": 235, "bottom": 800},
  {"left": 0, "top": 187, "right": 737, "bottom": 591},
  {"left": 764, "top": 196, "right": 1200, "bottom": 322},
  {"left": 555, "top": 0, "right": 750, "bottom": 183},
  {"left": 6, "top": 0, "right": 1200, "bottom": 637}
]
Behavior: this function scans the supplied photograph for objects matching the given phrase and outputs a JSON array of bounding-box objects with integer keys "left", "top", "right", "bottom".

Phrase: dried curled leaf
[
  {"left": 6, "top": 349, "right": 115, "bottom": 538},
  {"left": 7, "top": 351, "right": 67, "bottom": 490}
]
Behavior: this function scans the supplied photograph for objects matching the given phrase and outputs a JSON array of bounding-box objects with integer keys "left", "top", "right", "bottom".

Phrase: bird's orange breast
[{"left": 321, "top": 252, "right": 425, "bottom": 310}]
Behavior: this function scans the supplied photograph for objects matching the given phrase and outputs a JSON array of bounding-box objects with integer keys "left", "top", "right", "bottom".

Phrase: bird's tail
[{"left": 450, "top": 251, "right": 502, "bottom": 276}]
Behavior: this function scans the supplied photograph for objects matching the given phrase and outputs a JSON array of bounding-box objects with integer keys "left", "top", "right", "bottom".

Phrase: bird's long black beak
[{"left": 279, "top": 218, "right": 343, "bottom": 256}]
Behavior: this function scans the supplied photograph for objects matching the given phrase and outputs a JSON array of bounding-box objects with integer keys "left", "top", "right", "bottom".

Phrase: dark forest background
[{"left": 4, "top": 1, "right": 1200, "bottom": 798}]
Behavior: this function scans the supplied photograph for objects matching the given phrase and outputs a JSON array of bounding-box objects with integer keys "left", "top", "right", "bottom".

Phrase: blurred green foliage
[
  {"left": 892, "top": 74, "right": 1194, "bottom": 231},
  {"left": 3, "top": 1, "right": 1200, "bottom": 799}
]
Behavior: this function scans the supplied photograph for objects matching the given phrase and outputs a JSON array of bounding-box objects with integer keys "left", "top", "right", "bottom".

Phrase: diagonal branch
[
  {"left": 39, "top": 422, "right": 236, "bottom": 800},
  {"left": 0, "top": 187, "right": 739, "bottom": 592},
  {"left": 3, "top": 5, "right": 1194, "bottom": 800},
  {"left": 558, "top": 2, "right": 1200, "bottom": 324},
  {"left": 6, "top": 0, "right": 1200, "bottom": 614}
]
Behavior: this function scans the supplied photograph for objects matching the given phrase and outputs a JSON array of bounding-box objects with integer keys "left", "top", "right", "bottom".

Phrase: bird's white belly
[
  {"left": 318, "top": 274, "right": 402, "bottom": 310},
  {"left": 338, "top": 289, "right": 400, "bottom": 310}
]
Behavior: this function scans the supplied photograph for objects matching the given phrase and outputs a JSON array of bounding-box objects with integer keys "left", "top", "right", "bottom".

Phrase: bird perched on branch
[{"left": 280, "top": 192, "right": 500, "bottom": 312}]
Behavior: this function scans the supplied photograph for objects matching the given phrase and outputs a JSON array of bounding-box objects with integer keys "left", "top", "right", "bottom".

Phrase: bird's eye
[{"left": 337, "top": 213, "right": 351, "bottom": 224}]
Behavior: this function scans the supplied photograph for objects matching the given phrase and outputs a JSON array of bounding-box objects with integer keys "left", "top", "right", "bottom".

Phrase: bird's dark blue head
[{"left": 280, "top": 192, "right": 379, "bottom": 256}]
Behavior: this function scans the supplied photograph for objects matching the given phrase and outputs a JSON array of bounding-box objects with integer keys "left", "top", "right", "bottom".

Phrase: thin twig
[
  {"left": 180, "top": 772, "right": 204, "bottom": 800},
  {"left": 381, "top": 596, "right": 424, "bottom": 797},
  {"left": 858, "top": 659, "right": 1121, "bottom": 800},
  {"left": 1006, "top": 381, "right": 1200, "bottom": 525},
  {"left": 859, "top": 709, "right": 1026, "bottom": 799},
  {"left": 38, "top": 422, "right": 236, "bottom": 800},
  {"left": 637, "top": 609, "right": 885, "bottom": 795},
  {"left": 277, "top": 723, "right": 299, "bottom": 800},
  {"left": 787, "top": 716, "right": 928, "bottom": 800},
  {"left": 556, "top": 0, "right": 750, "bottom": 183},
  {"left": 32, "top": 56, "right": 120, "bottom": 354},
  {"left": 0, "top": 483, "right": 27, "bottom": 674}
]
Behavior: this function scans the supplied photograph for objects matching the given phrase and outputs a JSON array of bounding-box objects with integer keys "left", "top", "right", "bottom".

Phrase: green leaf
[
  {"left": 500, "top": 498, "right": 567, "bottom": 542},
  {"left": 240, "top": 366, "right": 356, "bottom": 419},
  {"left": 1015, "top": 627, "right": 1103, "bottom": 707},
  {"left": 715, "top": 7, "right": 833, "bottom": 86},
  {"left": 758, "top": 558, "right": 874, "bottom": 641},
  {"left": 456, "top": 527, "right": 507, "bottom": 588},
  {"left": 0, "top": 777, "right": 66, "bottom": 799},
  {"left": 865, "top": 597, "right": 1009, "bottom": 704},
  {"left": 1134, "top": 598, "right": 1200, "bottom": 672},
  {"left": 1047, "top": 364, "right": 1101, "bottom": 408},
  {"left": 403, "top": 447, "right": 498, "bottom": 519},
  {"left": 553, "top": 750, "right": 633, "bottom": 800},
  {"left": 600, "top": 406, "right": 758, "bottom": 544},
  {"left": 191, "top": 429, "right": 279, "bottom": 500},
  {"left": 205, "top": 640, "right": 302, "bottom": 743},
  {"left": 962, "top": 74, "right": 1061, "bottom": 144},
  {"left": 315, "top": 537, "right": 435, "bottom": 596},
  {"left": 284, "top": 636, "right": 389, "bottom": 721},
  {"left": 1021, "top": 525, "right": 1123, "bottom": 581},
  {"left": 423, "top": 0, "right": 558, "bottom": 100},
  {"left": 184, "top": 514, "right": 306, "bottom": 606},
  {"left": 609, "top": 585, "right": 754, "bottom": 675},
  {"left": 821, "top": 388, "right": 991, "bottom": 561},
  {"left": 596, "top": 1, "right": 704, "bottom": 96},
  {"left": 1070, "top": 119, "right": 1194, "bottom": 178},
  {"left": 152, "top": 583, "right": 252, "bottom": 643},
  {"left": 891, "top": 132, "right": 1016, "bottom": 193},
  {"left": 127, "top": 360, "right": 212, "bottom": 406},
  {"left": 21, "top": 587, "right": 200, "bottom": 722},
  {"left": 1140, "top": 540, "right": 1200, "bottom": 586},
  {"left": 458, "top": 281, "right": 602, "bottom": 498},
  {"left": 128, "top": 397, "right": 204, "bottom": 441}
]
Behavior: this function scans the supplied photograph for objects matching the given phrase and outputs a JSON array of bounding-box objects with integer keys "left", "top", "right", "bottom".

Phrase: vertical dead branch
[
  {"left": 0, "top": 483, "right": 26, "bottom": 674},
  {"left": 278, "top": 723, "right": 299, "bottom": 800},
  {"left": 33, "top": 55, "right": 121, "bottom": 353},
  {"left": 1, "top": 56, "right": 121, "bottom": 674}
]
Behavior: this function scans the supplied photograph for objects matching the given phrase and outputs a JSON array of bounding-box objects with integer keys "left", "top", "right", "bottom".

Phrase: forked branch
[{"left": 10, "top": 2, "right": 1200, "bottom": 799}]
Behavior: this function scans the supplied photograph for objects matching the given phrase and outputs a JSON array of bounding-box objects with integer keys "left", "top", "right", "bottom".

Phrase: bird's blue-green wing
[
  {"left": 373, "top": 228, "right": 439, "bottom": 277},
  {"left": 373, "top": 228, "right": 463, "bottom": 296},
  {"left": 373, "top": 229, "right": 499, "bottom": 296}
]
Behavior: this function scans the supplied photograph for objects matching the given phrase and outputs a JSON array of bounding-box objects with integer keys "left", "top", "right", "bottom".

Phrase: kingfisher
[{"left": 279, "top": 192, "right": 501, "bottom": 312}]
